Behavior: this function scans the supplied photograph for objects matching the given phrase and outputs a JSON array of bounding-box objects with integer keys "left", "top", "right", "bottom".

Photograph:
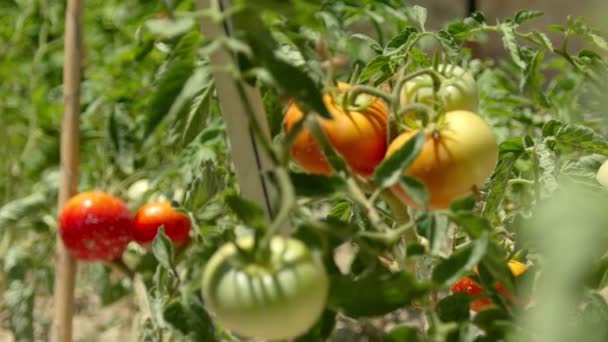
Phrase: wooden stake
[
  {"left": 51, "top": 0, "right": 84, "bottom": 341},
  {"left": 196, "top": 0, "right": 281, "bottom": 223}
]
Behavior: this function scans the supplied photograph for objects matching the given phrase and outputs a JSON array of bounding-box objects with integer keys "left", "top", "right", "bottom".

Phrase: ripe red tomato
[
  {"left": 451, "top": 260, "right": 528, "bottom": 312},
  {"left": 284, "top": 82, "right": 388, "bottom": 177},
  {"left": 386, "top": 110, "right": 498, "bottom": 209},
  {"left": 58, "top": 191, "right": 133, "bottom": 261},
  {"left": 132, "top": 200, "right": 191, "bottom": 247}
]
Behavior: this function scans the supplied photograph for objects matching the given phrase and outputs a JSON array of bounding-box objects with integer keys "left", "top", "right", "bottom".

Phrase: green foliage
[{"left": 2, "top": 0, "right": 608, "bottom": 341}]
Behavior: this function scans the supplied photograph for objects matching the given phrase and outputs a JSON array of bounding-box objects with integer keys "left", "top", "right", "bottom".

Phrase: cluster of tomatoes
[
  {"left": 58, "top": 191, "right": 191, "bottom": 262},
  {"left": 285, "top": 64, "right": 499, "bottom": 210}
]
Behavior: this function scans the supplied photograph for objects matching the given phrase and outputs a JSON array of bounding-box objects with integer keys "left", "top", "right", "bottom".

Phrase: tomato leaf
[
  {"left": 483, "top": 153, "right": 517, "bottom": 221},
  {"left": 554, "top": 123, "right": 608, "bottom": 154},
  {"left": 449, "top": 212, "right": 492, "bottom": 239},
  {"left": 328, "top": 269, "right": 430, "bottom": 318},
  {"left": 437, "top": 293, "right": 471, "bottom": 322},
  {"left": 398, "top": 176, "right": 429, "bottom": 209},
  {"left": 289, "top": 172, "right": 345, "bottom": 197},
  {"left": 383, "top": 325, "right": 422, "bottom": 342},
  {"left": 308, "top": 118, "right": 348, "bottom": 173},
  {"left": 359, "top": 55, "right": 391, "bottom": 84},
  {"left": 473, "top": 307, "right": 510, "bottom": 333},
  {"left": 500, "top": 22, "right": 526, "bottom": 69},
  {"left": 406, "top": 5, "right": 427, "bottom": 32},
  {"left": 152, "top": 227, "right": 176, "bottom": 275},
  {"left": 373, "top": 131, "right": 425, "bottom": 188},
  {"left": 514, "top": 10, "right": 544, "bottom": 25},
  {"left": 144, "top": 32, "right": 200, "bottom": 138},
  {"left": 432, "top": 235, "right": 489, "bottom": 286},
  {"left": 224, "top": 192, "right": 267, "bottom": 231}
]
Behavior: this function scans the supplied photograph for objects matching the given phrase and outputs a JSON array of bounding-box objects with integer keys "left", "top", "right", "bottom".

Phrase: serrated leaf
[
  {"left": 152, "top": 227, "right": 175, "bottom": 273},
  {"left": 500, "top": 23, "right": 526, "bottom": 69},
  {"left": 386, "top": 27, "right": 417, "bottom": 50},
  {"left": 184, "top": 295, "right": 218, "bottom": 341},
  {"left": 145, "top": 32, "right": 200, "bottom": 137},
  {"left": 483, "top": 153, "right": 517, "bottom": 221},
  {"left": 5, "top": 281, "right": 34, "bottom": 341},
  {"left": 514, "top": 10, "right": 544, "bottom": 25},
  {"left": 531, "top": 31, "right": 554, "bottom": 51},
  {"left": 184, "top": 161, "right": 225, "bottom": 211},
  {"left": 329, "top": 269, "right": 430, "bottom": 318},
  {"left": 163, "top": 300, "right": 190, "bottom": 335},
  {"left": 432, "top": 235, "right": 489, "bottom": 286},
  {"left": 406, "top": 5, "right": 427, "bottom": 32},
  {"left": 290, "top": 172, "right": 345, "bottom": 197},
  {"left": 536, "top": 142, "right": 559, "bottom": 197},
  {"left": 555, "top": 123, "right": 608, "bottom": 154},
  {"left": 542, "top": 119, "right": 564, "bottom": 138},
  {"left": 436, "top": 30, "right": 461, "bottom": 62},
  {"left": 359, "top": 55, "right": 391, "bottom": 84},
  {"left": 373, "top": 131, "right": 425, "bottom": 188}
]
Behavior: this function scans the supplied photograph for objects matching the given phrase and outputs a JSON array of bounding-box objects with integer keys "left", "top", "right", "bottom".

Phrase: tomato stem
[
  {"left": 259, "top": 168, "right": 295, "bottom": 254},
  {"left": 379, "top": 190, "right": 419, "bottom": 275},
  {"left": 346, "top": 85, "right": 394, "bottom": 107}
]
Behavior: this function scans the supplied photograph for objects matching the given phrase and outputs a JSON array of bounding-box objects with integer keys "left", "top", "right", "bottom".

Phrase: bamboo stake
[{"left": 51, "top": 0, "right": 84, "bottom": 341}]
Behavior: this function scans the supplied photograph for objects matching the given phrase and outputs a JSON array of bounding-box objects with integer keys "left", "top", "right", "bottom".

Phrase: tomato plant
[
  {"left": 202, "top": 236, "right": 328, "bottom": 340},
  {"left": 58, "top": 191, "right": 133, "bottom": 261},
  {"left": 2, "top": 1, "right": 608, "bottom": 341},
  {"left": 132, "top": 200, "right": 191, "bottom": 247}
]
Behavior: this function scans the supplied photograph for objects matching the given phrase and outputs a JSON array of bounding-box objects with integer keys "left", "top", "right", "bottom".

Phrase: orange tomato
[
  {"left": 284, "top": 82, "right": 388, "bottom": 177},
  {"left": 451, "top": 260, "right": 528, "bottom": 312},
  {"left": 132, "top": 201, "right": 191, "bottom": 247},
  {"left": 386, "top": 110, "right": 498, "bottom": 209}
]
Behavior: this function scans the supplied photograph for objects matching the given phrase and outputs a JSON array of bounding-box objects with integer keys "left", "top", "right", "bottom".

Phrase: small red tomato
[
  {"left": 132, "top": 201, "right": 191, "bottom": 247},
  {"left": 59, "top": 191, "right": 133, "bottom": 261},
  {"left": 451, "top": 260, "right": 528, "bottom": 312}
]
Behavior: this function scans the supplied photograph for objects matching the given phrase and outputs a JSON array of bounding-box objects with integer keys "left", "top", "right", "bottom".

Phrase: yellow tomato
[{"left": 386, "top": 110, "right": 498, "bottom": 209}]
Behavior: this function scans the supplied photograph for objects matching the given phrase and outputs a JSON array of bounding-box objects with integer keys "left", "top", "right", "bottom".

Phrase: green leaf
[
  {"left": 171, "top": 64, "right": 214, "bottom": 147},
  {"left": 329, "top": 269, "right": 430, "bottom": 318},
  {"left": 91, "top": 264, "right": 130, "bottom": 306},
  {"left": 184, "top": 161, "right": 225, "bottom": 211},
  {"left": 152, "top": 227, "right": 176, "bottom": 273},
  {"left": 542, "top": 120, "right": 564, "bottom": 138},
  {"left": 514, "top": 10, "right": 544, "bottom": 25},
  {"left": 184, "top": 295, "right": 218, "bottom": 341},
  {"left": 328, "top": 201, "right": 352, "bottom": 222},
  {"left": 436, "top": 30, "right": 461, "bottom": 62},
  {"left": 386, "top": 27, "right": 417, "bottom": 50},
  {"left": 5, "top": 281, "right": 34, "bottom": 341},
  {"left": 109, "top": 106, "right": 135, "bottom": 174},
  {"left": 144, "top": 32, "right": 200, "bottom": 137},
  {"left": 398, "top": 176, "right": 428, "bottom": 209},
  {"left": 359, "top": 55, "right": 391, "bottom": 84},
  {"left": 437, "top": 293, "right": 471, "bottom": 322},
  {"left": 499, "top": 137, "right": 524, "bottom": 158},
  {"left": 144, "top": 16, "right": 195, "bottom": 40},
  {"left": 555, "top": 123, "right": 608, "bottom": 154},
  {"left": 352, "top": 33, "right": 383, "bottom": 54},
  {"left": 472, "top": 307, "right": 510, "bottom": 333},
  {"left": 500, "top": 23, "right": 526, "bottom": 69},
  {"left": 373, "top": 131, "right": 425, "bottom": 188},
  {"left": 483, "top": 153, "right": 517, "bottom": 221},
  {"left": 384, "top": 325, "right": 421, "bottom": 342},
  {"left": 308, "top": 118, "right": 348, "bottom": 172},
  {"left": 406, "top": 5, "right": 427, "bottom": 32},
  {"left": 536, "top": 142, "right": 559, "bottom": 197},
  {"left": 224, "top": 192, "right": 267, "bottom": 230},
  {"left": 290, "top": 172, "right": 345, "bottom": 197},
  {"left": 0, "top": 193, "right": 47, "bottom": 227},
  {"left": 450, "top": 212, "right": 492, "bottom": 239},
  {"left": 432, "top": 235, "right": 489, "bottom": 286},
  {"left": 163, "top": 300, "right": 190, "bottom": 335}
]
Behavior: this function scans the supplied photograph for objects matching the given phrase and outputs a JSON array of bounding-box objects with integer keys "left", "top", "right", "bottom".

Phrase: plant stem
[
  {"left": 347, "top": 85, "right": 394, "bottom": 105},
  {"left": 379, "top": 190, "right": 419, "bottom": 275},
  {"left": 259, "top": 168, "right": 294, "bottom": 251}
]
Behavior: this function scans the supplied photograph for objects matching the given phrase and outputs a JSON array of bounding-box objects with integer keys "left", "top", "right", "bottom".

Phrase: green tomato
[
  {"left": 400, "top": 64, "right": 478, "bottom": 113},
  {"left": 596, "top": 160, "right": 608, "bottom": 187},
  {"left": 202, "top": 236, "right": 329, "bottom": 340}
]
